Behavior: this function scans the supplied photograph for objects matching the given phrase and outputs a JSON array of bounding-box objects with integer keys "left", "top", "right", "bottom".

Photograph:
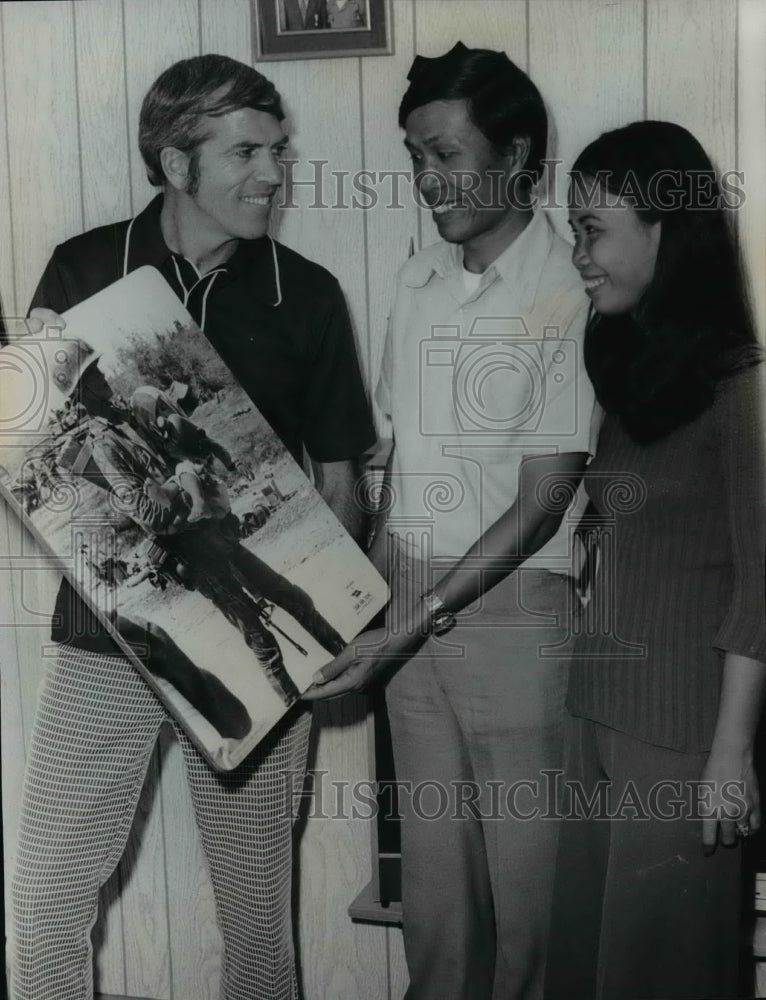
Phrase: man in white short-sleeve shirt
[
  {"left": 306, "top": 42, "right": 597, "bottom": 1000},
  {"left": 377, "top": 204, "right": 594, "bottom": 567}
]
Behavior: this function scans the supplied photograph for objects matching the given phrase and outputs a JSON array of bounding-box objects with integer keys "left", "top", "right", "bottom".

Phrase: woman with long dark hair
[{"left": 545, "top": 120, "right": 766, "bottom": 1000}]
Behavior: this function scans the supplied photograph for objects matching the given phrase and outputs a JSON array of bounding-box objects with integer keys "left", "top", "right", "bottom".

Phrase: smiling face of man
[
  {"left": 177, "top": 107, "right": 288, "bottom": 249},
  {"left": 404, "top": 98, "right": 529, "bottom": 268}
]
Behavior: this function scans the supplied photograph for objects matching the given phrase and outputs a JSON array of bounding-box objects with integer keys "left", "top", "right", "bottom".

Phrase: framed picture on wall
[{"left": 253, "top": 0, "right": 393, "bottom": 60}]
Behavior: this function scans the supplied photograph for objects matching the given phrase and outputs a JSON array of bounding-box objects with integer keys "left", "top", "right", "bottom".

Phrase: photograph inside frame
[
  {"left": 276, "top": 0, "right": 370, "bottom": 34},
  {"left": 0, "top": 265, "right": 388, "bottom": 770}
]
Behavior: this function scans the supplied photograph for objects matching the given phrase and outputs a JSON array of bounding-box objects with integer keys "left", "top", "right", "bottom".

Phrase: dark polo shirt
[{"left": 25, "top": 194, "right": 376, "bottom": 651}]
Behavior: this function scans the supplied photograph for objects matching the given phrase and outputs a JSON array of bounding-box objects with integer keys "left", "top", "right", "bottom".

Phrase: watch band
[{"left": 421, "top": 590, "right": 457, "bottom": 636}]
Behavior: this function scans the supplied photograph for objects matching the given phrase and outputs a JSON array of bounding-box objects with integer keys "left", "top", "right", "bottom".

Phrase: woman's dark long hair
[{"left": 571, "top": 120, "right": 761, "bottom": 443}]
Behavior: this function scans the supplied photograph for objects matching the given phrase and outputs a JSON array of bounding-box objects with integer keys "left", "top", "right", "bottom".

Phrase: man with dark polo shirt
[{"left": 10, "top": 54, "right": 375, "bottom": 1000}]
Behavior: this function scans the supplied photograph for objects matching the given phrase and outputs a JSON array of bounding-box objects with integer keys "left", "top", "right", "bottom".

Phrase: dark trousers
[
  {"left": 165, "top": 520, "right": 343, "bottom": 705},
  {"left": 228, "top": 540, "right": 344, "bottom": 655},
  {"left": 545, "top": 716, "right": 743, "bottom": 1000}
]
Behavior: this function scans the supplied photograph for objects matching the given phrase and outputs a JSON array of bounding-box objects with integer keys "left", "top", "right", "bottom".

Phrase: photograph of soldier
[
  {"left": 129, "top": 383, "right": 238, "bottom": 523},
  {"left": 0, "top": 255, "right": 386, "bottom": 776},
  {"left": 50, "top": 333, "right": 345, "bottom": 709}
]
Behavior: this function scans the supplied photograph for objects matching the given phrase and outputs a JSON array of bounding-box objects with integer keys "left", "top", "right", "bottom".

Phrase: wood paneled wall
[{"left": 1, "top": 2, "right": 763, "bottom": 998}]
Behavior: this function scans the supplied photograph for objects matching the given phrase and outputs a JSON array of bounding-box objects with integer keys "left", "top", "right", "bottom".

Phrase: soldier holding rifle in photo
[{"left": 51, "top": 338, "right": 342, "bottom": 704}]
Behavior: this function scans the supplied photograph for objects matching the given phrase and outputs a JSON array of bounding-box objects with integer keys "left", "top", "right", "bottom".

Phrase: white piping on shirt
[
  {"left": 122, "top": 214, "right": 137, "bottom": 278},
  {"left": 268, "top": 235, "right": 282, "bottom": 307},
  {"left": 170, "top": 255, "right": 190, "bottom": 305},
  {"left": 198, "top": 270, "right": 220, "bottom": 331},
  {"left": 169, "top": 255, "right": 226, "bottom": 331},
  {"left": 122, "top": 209, "right": 284, "bottom": 324}
]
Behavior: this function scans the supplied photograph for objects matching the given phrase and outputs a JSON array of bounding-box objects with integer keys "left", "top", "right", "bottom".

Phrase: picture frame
[{"left": 253, "top": 0, "right": 393, "bottom": 61}]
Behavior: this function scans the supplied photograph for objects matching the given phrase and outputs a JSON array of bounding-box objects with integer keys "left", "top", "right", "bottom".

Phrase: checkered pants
[{"left": 10, "top": 645, "right": 310, "bottom": 1000}]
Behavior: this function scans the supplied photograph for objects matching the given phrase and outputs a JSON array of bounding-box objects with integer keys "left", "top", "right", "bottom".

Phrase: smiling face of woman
[{"left": 568, "top": 178, "right": 662, "bottom": 316}]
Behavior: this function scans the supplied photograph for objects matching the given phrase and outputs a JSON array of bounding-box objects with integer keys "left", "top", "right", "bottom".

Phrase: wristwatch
[{"left": 421, "top": 590, "right": 457, "bottom": 636}]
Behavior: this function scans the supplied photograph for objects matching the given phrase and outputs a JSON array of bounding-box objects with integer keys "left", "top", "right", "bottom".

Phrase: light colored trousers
[
  {"left": 10, "top": 645, "right": 310, "bottom": 1000},
  {"left": 385, "top": 549, "right": 572, "bottom": 1000}
]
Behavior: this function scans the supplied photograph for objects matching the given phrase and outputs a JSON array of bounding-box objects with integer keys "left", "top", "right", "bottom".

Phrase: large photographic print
[{"left": 0, "top": 267, "right": 388, "bottom": 770}]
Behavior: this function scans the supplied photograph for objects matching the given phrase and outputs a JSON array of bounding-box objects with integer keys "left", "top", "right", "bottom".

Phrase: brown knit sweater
[{"left": 567, "top": 365, "right": 766, "bottom": 753}]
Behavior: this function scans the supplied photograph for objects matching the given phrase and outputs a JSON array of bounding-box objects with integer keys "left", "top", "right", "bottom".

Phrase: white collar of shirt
[{"left": 402, "top": 208, "right": 554, "bottom": 315}]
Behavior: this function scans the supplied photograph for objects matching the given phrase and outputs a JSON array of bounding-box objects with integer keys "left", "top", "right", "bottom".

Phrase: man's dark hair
[
  {"left": 572, "top": 120, "right": 761, "bottom": 443},
  {"left": 398, "top": 41, "right": 548, "bottom": 182},
  {"left": 139, "top": 54, "right": 284, "bottom": 195}
]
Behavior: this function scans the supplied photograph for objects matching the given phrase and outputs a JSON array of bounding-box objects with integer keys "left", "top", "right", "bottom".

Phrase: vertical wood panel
[
  {"left": 647, "top": 0, "right": 737, "bottom": 175},
  {"left": 2, "top": 0, "right": 82, "bottom": 313},
  {"left": 124, "top": 0, "right": 202, "bottom": 212},
  {"left": 0, "top": 502, "right": 26, "bottom": 923},
  {"left": 298, "top": 697, "right": 388, "bottom": 1000},
  {"left": 361, "top": 0, "right": 417, "bottom": 410},
  {"left": 529, "top": 0, "right": 644, "bottom": 239},
  {"left": 0, "top": 9, "right": 17, "bottom": 318},
  {"left": 92, "top": 874, "right": 128, "bottom": 998},
  {"left": 200, "top": 0, "right": 253, "bottom": 63},
  {"left": 74, "top": 0, "right": 132, "bottom": 231},
  {"left": 738, "top": 0, "right": 766, "bottom": 338},
  {"left": 265, "top": 58, "right": 368, "bottom": 360},
  {"left": 412, "top": 0, "right": 527, "bottom": 63},
  {"left": 413, "top": 0, "right": 528, "bottom": 248}
]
